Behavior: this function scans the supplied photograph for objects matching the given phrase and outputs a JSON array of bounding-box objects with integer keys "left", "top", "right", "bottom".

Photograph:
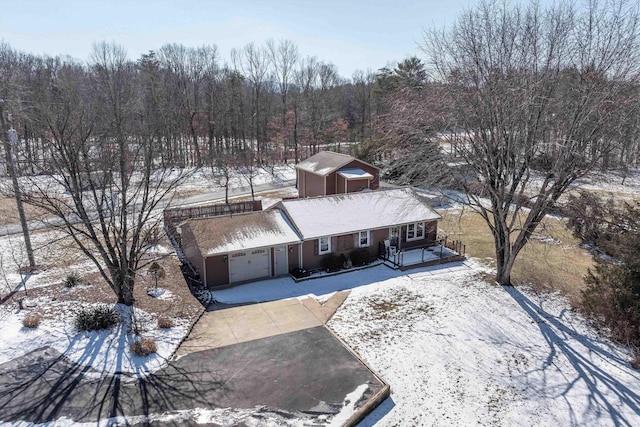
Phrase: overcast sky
[{"left": 2, "top": 0, "right": 517, "bottom": 78}]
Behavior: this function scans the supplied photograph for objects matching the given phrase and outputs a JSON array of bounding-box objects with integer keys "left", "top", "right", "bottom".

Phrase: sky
[{"left": 2, "top": 0, "right": 479, "bottom": 78}]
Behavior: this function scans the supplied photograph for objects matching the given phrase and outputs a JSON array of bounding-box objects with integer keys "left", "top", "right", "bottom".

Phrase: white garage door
[{"left": 229, "top": 249, "right": 270, "bottom": 283}]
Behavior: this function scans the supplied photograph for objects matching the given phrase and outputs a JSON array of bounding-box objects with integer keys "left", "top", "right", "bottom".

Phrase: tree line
[{"left": 0, "top": 39, "right": 391, "bottom": 173}]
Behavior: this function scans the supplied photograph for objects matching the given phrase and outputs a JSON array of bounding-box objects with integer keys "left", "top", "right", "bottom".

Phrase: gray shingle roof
[
  {"left": 294, "top": 151, "right": 381, "bottom": 176},
  {"left": 185, "top": 210, "right": 301, "bottom": 255},
  {"left": 277, "top": 187, "right": 441, "bottom": 239}
]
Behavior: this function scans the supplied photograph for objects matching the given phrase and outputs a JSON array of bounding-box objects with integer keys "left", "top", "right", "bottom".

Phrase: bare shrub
[
  {"left": 130, "top": 338, "right": 157, "bottom": 357},
  {"left": 22, "top": 314, "right": 41, "bottom": 328},
  {"left": 64, "top": 273, "right": 83, "bottom": 288},
  {"left": 157, "top": 317, "right": 174, "bottom": 329}
]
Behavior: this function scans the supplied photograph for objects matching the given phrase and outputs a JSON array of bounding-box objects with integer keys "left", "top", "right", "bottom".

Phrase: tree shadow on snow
[
  {"left": 354, "top": 396, "right": 396, "bottom": 427},
  {"left": 210, "top": 261, "right": 470, "bottom": 306},
  {"left": 0, "top": 329, "right": 228, "bottom": 425},
  {"left": 505, "top": 286, "right": 640, "bottom": 426}
]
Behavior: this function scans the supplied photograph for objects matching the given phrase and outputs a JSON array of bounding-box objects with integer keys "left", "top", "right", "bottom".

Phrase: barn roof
[{"left": 295, "top": 151, "right": 379, "bottom": 176}]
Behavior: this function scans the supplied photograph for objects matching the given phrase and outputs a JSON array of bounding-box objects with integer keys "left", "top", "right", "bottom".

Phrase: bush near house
[
  {"left": 290, "top": 268, "right": 310, "bottom": 279},
  {"left": 321, "top": 253, "right": 343, "bottom": 272},
  {"left": 75, "top": 305, "right": 119, "bottom": 331},
  {"left": 350, "top": 248, "right": 374, "bottom": 267}
]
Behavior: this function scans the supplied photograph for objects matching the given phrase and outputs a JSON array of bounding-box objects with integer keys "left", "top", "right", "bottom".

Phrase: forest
[{"left": 0, "top": 39, "right": 399, "bottom": 173}]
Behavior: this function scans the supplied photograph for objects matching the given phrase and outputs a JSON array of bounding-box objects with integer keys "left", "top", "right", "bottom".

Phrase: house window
[
  {"left": 319, "top": 236, "right": 331, "bottom": 255},
  {"left": 406, "top": 222, "right": 425, "bottom": 241},
  {"left": 359, "top": 230, "right": 370, "bottom": 247}
]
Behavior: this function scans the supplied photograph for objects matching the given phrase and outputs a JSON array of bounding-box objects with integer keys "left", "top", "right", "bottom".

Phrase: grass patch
[
  {"left": 439, "top": 208, "right": 593, "bottom": 304},
  {"left": 362, "top": 288, "right": 432, "bottom": 321},
  {"left": 0, "top": 197, "right": 48, "bottom": 226}
]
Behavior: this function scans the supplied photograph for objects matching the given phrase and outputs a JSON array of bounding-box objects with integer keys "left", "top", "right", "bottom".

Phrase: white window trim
[
  {"left": 319, "top": 236, "right": 331, "bottom": 255},
  {"left": 406, "top": 221, "right": 425, "bottom": 241},
  {"left": 358, "top": 230, "right": 370, "bottom": 248}
]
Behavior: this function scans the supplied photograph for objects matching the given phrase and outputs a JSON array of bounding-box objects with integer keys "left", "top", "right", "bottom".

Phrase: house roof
[
  {"left": 337, "top": 168, "right": 374, "bottom": 180},
  {"left": 295, "top": 151, "right": 379, "bottom": 176},
  {"left": 185, "top": 210, "right": 301, "bottom": 256},
  {"left": 277, "top": 187, "right": 441, "bottom": 239}
]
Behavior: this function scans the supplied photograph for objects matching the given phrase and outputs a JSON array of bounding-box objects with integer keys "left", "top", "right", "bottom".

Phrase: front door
[
  {"left": 274, "top": 246, "right": 288, "bottom": 276},
  {"left": 389, "top": 226, "right": 400, "bottom": 249}
]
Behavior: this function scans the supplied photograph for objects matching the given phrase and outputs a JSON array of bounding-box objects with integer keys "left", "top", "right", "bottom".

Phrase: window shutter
[{"left": 314, "top": 239, "right": 319, "bottom": 255}]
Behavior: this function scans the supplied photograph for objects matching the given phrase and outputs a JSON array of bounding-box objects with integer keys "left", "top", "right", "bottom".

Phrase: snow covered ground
[
  {"left": 212, "top": 260, "right": 640, "bottom": 426},
  {"left": 178, "top": 164, "right": 296, "bottom": 194},
  {"left": 0, "top": 299, "right": 189, "bottom": 380},
  {"left": 329, "top": 261, "right": 640, "bottom": 427}
]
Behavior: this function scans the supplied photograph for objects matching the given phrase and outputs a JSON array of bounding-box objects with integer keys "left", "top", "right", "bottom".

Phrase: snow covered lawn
[
  {"left": 177, "top": 164, "right": 296, "bottom": 195},
  {"left": 328, "top": 261, "right": 640, "bottom": 427},
  {"left": 0, "top": 300, "right": 191, "bottom": 379}
]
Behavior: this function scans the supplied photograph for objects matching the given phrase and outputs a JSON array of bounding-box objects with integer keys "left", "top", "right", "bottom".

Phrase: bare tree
[
  {"left": 21, "top": 43, "right": 190, "bottom": 305},
  {"left": 232, "top": 43, "right": 271, "bottom": 162},
  {"left": 267, "top": 39, "right": 298, "bottom": 161},
  {"left": 407, "top": 0, "right": 640, "bottom": 286},
  {"left": 157, "top": 43, "right": 218, "bottom": 167}
]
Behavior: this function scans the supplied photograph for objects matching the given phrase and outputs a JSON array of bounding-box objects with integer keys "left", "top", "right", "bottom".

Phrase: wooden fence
[{"left": 163, "top": 200, "right": 262, "bottom": 235}]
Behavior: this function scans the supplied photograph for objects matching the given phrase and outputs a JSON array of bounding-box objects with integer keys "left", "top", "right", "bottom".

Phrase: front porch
[{"left": 381, "top": 238, "right": 466, "bottom": 271}]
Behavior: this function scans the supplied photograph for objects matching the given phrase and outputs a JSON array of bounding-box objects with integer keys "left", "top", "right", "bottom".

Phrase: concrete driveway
[{"left": 176, "top": 292, "right": 349, "bottom": 356}]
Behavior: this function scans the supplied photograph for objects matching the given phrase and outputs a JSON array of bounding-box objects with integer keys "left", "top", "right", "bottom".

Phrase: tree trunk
[{"left": 116, "top": 270, "right": 136, "bottom": 306}]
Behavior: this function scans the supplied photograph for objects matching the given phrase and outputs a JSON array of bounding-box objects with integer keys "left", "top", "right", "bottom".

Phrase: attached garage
[
  {"left": 229, "top": 249, "right": 270, "bottom": 283},
  {"left": 181, "top": 210, "right": 301, "bottom": 289}
]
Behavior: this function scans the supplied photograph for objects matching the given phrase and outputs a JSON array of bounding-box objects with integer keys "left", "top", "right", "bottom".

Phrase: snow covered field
[{"left": 177, "top": 164, "right": 296, "bottom": 195}]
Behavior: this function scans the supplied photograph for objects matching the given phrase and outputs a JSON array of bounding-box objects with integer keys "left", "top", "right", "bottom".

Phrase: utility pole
[{"left": 0, "top": 99, "right": 36, "bottom": 270}]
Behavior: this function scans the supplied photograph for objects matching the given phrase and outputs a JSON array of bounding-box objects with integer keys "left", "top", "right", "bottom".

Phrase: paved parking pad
[
  {"left": 169, "top": 326, "right": 387, "bottom": 421},
  {"left": 177, "top": 298, "right": 324, "bottom": 355}
]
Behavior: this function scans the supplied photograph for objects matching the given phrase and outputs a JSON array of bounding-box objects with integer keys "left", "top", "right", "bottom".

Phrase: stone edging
[
  {"left": 323, "top": 325, "right": 391, "bottom": 427},
  {"left": 168, "top": 304, "right": 207, "bottom": 362}
]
